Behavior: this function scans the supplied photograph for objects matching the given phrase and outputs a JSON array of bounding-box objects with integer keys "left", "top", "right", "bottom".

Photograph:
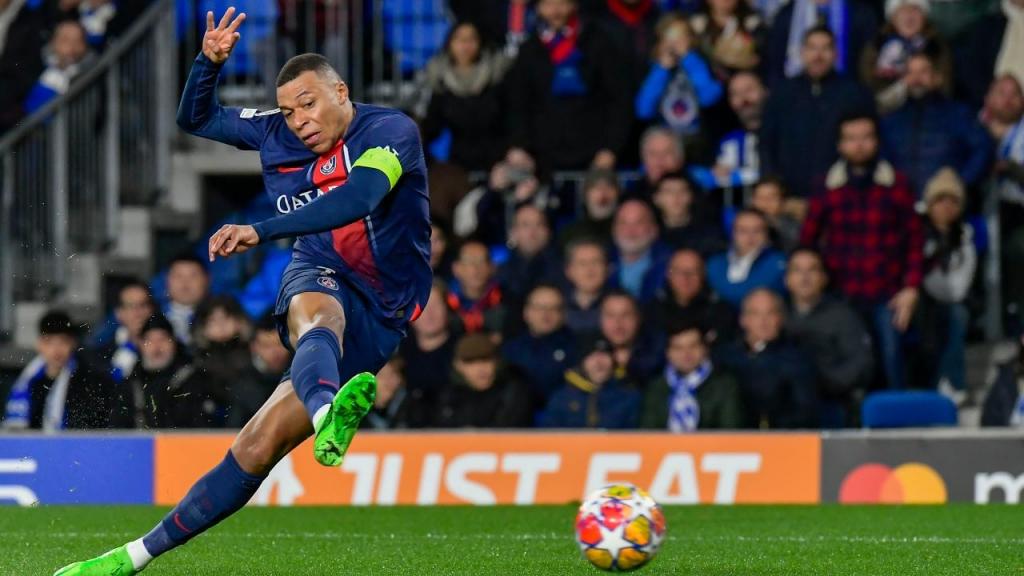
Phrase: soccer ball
[{"left": 574, "top": 483, "right": 667, "bottom": 571}]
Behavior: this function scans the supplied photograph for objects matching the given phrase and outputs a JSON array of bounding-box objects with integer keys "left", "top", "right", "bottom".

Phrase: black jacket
[
  {"left": 506, "top": 19, "right": 632, "bottom": 170},
  {"left": 23, "top": 354, "right": 119, "bottom": 429},
  {"left": 0, "top": 2, "right": 45, "bottom": 132},
  {"left": 124, "top": 350, "right": 225, "bottom": 429},
  {"left": 434, "top": 367, "right": 533, "bottom": 428},
  {"left": 715, "top": 338, "right": 818, "bottom": 429},
  {"left": 421, "top": 82, "right": 507, "bottom": 172}
]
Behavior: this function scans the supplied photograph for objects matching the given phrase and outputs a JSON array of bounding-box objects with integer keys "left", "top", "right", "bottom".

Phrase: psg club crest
[
  {"left": 320, "top": 155, "right": 337, "bottom": 176},
  {"left": 317, "top": 276, "right": 339, "bottom": 291}
]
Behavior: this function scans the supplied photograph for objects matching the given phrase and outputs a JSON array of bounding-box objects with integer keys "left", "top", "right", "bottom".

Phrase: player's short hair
[{"left": 276, "top": 53, "right": 342, "bottom": 87}]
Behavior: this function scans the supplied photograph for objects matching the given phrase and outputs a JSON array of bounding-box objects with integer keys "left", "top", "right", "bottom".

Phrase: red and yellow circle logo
[{"left": 839, "top": 462, "right": 948, "bottom": 504}]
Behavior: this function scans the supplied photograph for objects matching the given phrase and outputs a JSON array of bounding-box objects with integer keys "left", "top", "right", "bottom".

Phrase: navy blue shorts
[{"left": 274, "top": 261, "right": 405, "bottom": 384}]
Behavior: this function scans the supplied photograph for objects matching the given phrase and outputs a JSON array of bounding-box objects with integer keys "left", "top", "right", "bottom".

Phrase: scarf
[
  {"left": 606, "top": 0, "right": 653, "bottom": 27},
  {"left": 165, "top": 302, "right": 195, "bottom": 345},
  {"left": 785, "top": 0, "right": 847, "bottom": 78},
  {"left": 79, "top": 0, "right": 116, "bottom": 46},
  {"left": 660, "top": 66, "right": 701, "bottom": 135},
  {"left": 997, "top": 0, "right": 1024, "bottom": 86},
  {"left": 425, "top": 50, "right": 508, "bottom": 98},
  {"left": 109, "top": 326, "right": 139, "bottom": 382},
  {"left": 541, "top": 15, "right": 588, "bottom": 96},
  {"left": 3, "top": 355, "right": 76, "bottom": 431},
  {"left": 447, "top": 281, "right": 503, "bottom": 333},
  {"left": 666, "top": 360, "right": 712, "bottom": 432},
  {"left": 999, "top": 116, "right": 1024, "bottom": 204},
  {"left": 726, "top": 247, "right": 762, "bottom": 283}
]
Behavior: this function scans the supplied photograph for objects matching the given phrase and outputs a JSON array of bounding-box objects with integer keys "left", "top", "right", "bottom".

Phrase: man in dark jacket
[
  {"left": 497, "top": 204, "right": 564, "bottom": 337},
  {"left": 608, "top": 199, "right": 672, "bottom": 303},
  {"left": 506, "top": 0, "right": 631, "bottom": 170},
  {"left": 0, "top": 0, "right": 45, "bottom": 133},
  {"left": 503, "top": 284, "right": 579, "bottom": 409},
  {"left": 643, "top": 321, "right": 745, "bottom": 430},
  {"left": 759, "top": 26, "right": 874, "bottom": 198},
  {"left": 563, "top": 238, "right": 611, "bottom": 335},
  {"left": 400, "top": 281, "right": 459, "bottom": 427},
  {"left": 543, "top": 336, "right": 641, "bottom": 428},
  {"left": 435, "top": 333, "right": 533, "bottom": 428},
  {"left": 601, "top": 290, "right": 664, "bottom": 383},
  {"left": 881, "top": 51, "right": 992, "bottom": 198},
  {"left": 716, "top": 289, "right": 818, "bottom": 428},
  {"left": 229, "top": 314, "right": 291, "bottom": 428},
  {"left": 784, "top": 249, "right": 874, "bottom": 427},
  {"left": 123, "top": 315, "right": 223, "bottom": 429},
  {"left": 3, "top": 311, "right": 119, "bottom": 430},
  {"left": 766, "top": 0, "right": 878, "bottom": 86},
  {"left": 645, "top": 248, "right": 736, "bottom": 345}
]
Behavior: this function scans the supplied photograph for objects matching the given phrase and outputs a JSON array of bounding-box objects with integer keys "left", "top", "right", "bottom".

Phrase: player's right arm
[{"left": 176, "top": 8, "right": 269, "bottom": 150}]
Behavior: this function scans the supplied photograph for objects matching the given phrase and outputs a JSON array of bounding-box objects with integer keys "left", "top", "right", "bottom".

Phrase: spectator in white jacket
[{"left": 920, "top": 168, "right": 975, "bottom": 400}]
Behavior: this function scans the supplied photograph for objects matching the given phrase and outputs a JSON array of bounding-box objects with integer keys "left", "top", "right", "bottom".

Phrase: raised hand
[
  {"left": 202, "top": 7, "right": 246, "bottom": 64},
  {"left": 208, "top": 224, "right": 260, "bottom": 261}
]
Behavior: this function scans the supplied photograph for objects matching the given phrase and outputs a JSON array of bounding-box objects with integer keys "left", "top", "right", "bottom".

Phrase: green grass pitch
[{"left": 2, "top": 505, "right": 1022, "bottom": 575}]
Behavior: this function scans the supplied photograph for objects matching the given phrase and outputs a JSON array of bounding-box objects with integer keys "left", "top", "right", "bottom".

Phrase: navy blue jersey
[{"left": 178, "top": 54, "right": 432, "bottom": 325}]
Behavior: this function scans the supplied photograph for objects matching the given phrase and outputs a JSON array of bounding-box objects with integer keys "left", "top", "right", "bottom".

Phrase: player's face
[
  {"left": 666, "top": 251, "right": 703, "bottom": 303},
  {"left": 524, "top": 287, "right": 564, "bottom": 336},
  {"left": 785, "top": 252, "right": 826, "bottom": 302},
  {"left": 600, "top": 297, "right": 639, "bottom": 347},
  {"left": 741, "top": 291, "right": 783, "bottom": 347},
  {"left": 801, "top": 33, "right": 835, "bottom": 79},
  {"left": 116, "top": 286, "right": 153, "bottom": 339},
  {"left": 667, "top": 330, "right": 707, "bottom": 374},
  {"left": 566, "top": 244, "right": 608, "bottom": 294},
  {"left": 277, "top": 71, "right": 349, "bottom": 155},
  {"left": 838, "top": 119, "right": 879, "bottom": 166}
]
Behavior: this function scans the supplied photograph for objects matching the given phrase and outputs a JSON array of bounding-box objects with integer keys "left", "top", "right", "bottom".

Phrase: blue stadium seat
[
  {"left": 861, "top": 391, "right": 958, "bottom": 428},
  {"left": 381, "top": 0, "right": 449, "bottom": 75}
]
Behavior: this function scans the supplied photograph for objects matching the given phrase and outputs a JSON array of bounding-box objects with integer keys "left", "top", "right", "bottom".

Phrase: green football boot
[
  {"left": 313, "top": 371, "right": 376, "bottom": 467},
  {"left": 53, "top": 546, "right": 137, "bottom": 576}
]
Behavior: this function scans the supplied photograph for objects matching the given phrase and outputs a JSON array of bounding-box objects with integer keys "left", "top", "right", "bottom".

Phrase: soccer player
[{"left": 54, "top": 7, "right": 431, "bottom": 575}]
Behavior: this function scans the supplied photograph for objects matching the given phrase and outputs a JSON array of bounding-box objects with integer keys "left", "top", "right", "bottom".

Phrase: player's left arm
[{"left": 208, "top": 116, "right": 418, "bottom": 260}]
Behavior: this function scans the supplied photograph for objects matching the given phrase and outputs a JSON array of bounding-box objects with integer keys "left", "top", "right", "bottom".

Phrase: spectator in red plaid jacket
[{"left": 799, "top": 112, "right": 924, "bottom": 390}]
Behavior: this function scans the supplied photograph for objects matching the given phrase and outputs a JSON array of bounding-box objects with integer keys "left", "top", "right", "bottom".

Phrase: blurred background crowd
[{"left": 4, "top": 0, "right": 1024, "bottom": 432}]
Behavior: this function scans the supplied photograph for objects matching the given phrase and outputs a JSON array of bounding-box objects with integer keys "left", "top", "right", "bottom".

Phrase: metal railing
[
  {"left": 177, "top": 0, "right": 450, "bottom": 107},
  {"left": 0, "top": 0, "right": 176, "bottom": 338}
]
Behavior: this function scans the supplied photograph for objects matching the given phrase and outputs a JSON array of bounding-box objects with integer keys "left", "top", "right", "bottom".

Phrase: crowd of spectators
[{"left": 6, "top": 0, "right": 1024, "bottom": 431}]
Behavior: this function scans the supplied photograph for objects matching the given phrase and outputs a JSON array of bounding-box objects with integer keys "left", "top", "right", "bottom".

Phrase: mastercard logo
[{"left": 838, "top": 463, "right": 948, "bottom": 504}]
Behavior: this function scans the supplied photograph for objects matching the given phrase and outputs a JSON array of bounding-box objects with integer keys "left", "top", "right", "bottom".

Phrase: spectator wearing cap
[
  {"left": 542, "top": 336, "right": 642, "bottom": 428},
  {"left": 91, "top": 278, "right": 154, "bottom": 383},
  {"left": 229, "top": 313, "right": 291, "bottom": 427},
  {"left": 505, "top": 0, "right": 630, "bottom": 171},
  {"left": 642, "top": 321, "right": 744, "bottom": 430},
  {"left": 400, "top": 281, "right": 459, "bottom": 427},
  {"left": 801, "top": 112, "right": 923, "bottom": 389},
  {"left": 123, "top": 315, "right": 222, "bottom": 429},
  {"left": 447, "top": 240, "right": 506, "bottom": 335},
  {"left": 880, "top": 50, "right": 992, "bottom": 198},
  {"left": 557, "top": 169, "right": 620, "bottom": 250},
  {"left": 634, "top": 13, "right": 723, "bottom": 151},
  {"left": 749, "top": 177, "right": 801, "bottom": 253},
  {"left": 646, "top": 249, "right": 736, "bottom": 344},
  {"left": 759, "top": 26, "right": 875, "bottom": 199},
  {"left": 363, "top": 355, "right": 416, "bottom": 430},
  {"left": 563, "top": 238, "right": 611, "bottom": 334},
  {"left": 164, "top": 254, "right": 210, "bottom": 347},
  {"left": 503, "top": 284, "right": 579, "bottom": 408},
  {"left": 706, "top": 209, "right": 787, "bottom": 307},
  {"left": 784, "top": 249, "right": 874, "bottom": 427},
  {"left": 609, "top": 199, "right": 671, "bottom": 303},
  {"left": 600, "top": 290, "right": 664, "bottom": 383},
  {"left": 766, "top": 0, "right": 879, "bottom": 85},
  {"left": 652, "top": 172, "right": 725, "bottom": 255},
  {"left": 3, "top": 311, "right": 118, "bottom": 431},
  {"left": 860, "top": 0, "right": 951, "bottom": 114},
  {"left": 497, "top": 204, "right": 564, "bottom": 336},
  {"left": 919, "top": 168, "right": 975, "bottom": 399},
  {"left": 435, "top": 333, "right": 532, "bottom": 427},
  {"left": 716, "top": 289, "right": 818, "bottom": 428}
]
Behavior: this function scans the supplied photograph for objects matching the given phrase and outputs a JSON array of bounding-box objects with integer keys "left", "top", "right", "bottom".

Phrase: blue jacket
[
  {"left": 542, "top": 370, "right": 641, "bottom": 429},
  {"left": 634, "top": 51, "right": 723, "bottom": 134},
  {"left": 502, "top": 327, "right": 579, "bottom": 407},
  {"left": 715, "top": 339, "right": 818, "bottom": 429},
  {"left": 881, "top": 94, "right": 993, "bottom": 197},
  {"left": 706, "top": 249, "right": 787, "bottom": 307},
  {"left": 608, "top": 241, "right": 672, "bottom": 303}
]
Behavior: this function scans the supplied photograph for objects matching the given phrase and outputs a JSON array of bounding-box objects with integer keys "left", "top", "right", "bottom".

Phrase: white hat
[{"left": 886, "top": 0, "right": 931, "bottom": 17}]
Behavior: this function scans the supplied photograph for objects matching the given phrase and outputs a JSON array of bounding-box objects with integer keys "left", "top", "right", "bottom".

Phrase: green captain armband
[{"left": 352, "top": 146, "right": 403, "bottom": 189}]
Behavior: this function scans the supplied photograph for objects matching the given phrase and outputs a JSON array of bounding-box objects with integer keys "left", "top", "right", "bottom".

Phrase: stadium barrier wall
[{"left": 1, "top": 432, "right": 1022, "bottom": 507}]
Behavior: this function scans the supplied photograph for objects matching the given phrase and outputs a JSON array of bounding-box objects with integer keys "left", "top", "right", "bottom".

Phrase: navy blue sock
[
  {"left": 290, "top": 327, "right": 343, "bottom": 423},
  {"left": 142, "top": 450, "right": 265, "bottom": 558}
]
